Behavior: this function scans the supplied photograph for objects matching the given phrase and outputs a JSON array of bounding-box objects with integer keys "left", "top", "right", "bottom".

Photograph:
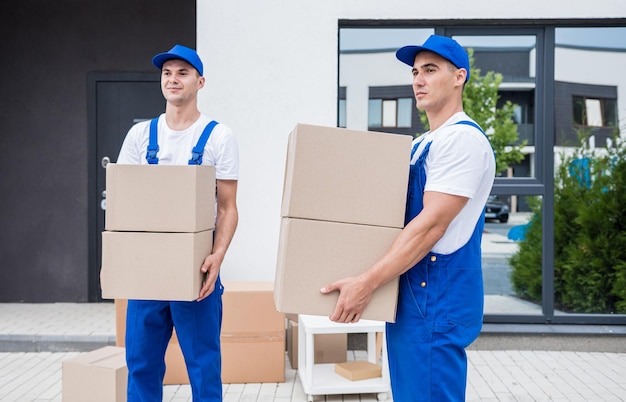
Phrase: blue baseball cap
[
  {"left": 152, "top": 44, "right": 204, "bottom": 76},
  {"left": 396, "top": 35, "right": 470, "bottom": 82}
]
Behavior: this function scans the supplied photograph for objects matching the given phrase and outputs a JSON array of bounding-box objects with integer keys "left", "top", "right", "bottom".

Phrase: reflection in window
[
  {"left": 483, "top": 194, "right": 539, "bottom": 315},
  {"left": 572, "top": 96, "right": 617, "bottom": 128},
  {"left": 368, "top": 98, "right": 413, "bottom": 128}
]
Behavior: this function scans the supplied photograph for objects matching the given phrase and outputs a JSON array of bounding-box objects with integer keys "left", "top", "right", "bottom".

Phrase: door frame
[{"left": 87, "top": 72, "right": 160, "bottom": 302}]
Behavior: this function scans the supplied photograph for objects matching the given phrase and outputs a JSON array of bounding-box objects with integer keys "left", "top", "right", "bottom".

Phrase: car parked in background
[{"left": 485, "top": 195, "right": 509, "bottom": 223}]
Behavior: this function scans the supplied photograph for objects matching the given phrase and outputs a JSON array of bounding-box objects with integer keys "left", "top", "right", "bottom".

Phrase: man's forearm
[{"left": 212, "top": 205, "right": 238, "bottom": 261}]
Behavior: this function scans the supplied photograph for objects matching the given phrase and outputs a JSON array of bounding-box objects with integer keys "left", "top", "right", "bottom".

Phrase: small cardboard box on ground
[
  {"left": 335, "top": 361, "right": 382, "bottom": 381},
  {"left": 275, "top": 218, "right": 400, "bottom": 322},
  {"left": 115, "top": 299, "right": 189, "bottom": 385},
  {"left": 105, "top": 164, "right": 216, "bottom": 232},
  {"left": 62, "top": 346, "right": 127, "bottom": 402},
  {"left": 281, "top": 123, "right": 411, "bottom": 228},
  {"left": 101, "top": 230, "right": 213, "bottom": 301},
  {"left": 286, "top": 316, "right": 347, "bottom": 370},
  {"left": 221, "top": 282, "right": 285, "bottom": 384}
]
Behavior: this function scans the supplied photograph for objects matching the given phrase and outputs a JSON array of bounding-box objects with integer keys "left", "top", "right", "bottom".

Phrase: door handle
[{"left": 100, "top": 157, "right": 109, "bottom": 211}]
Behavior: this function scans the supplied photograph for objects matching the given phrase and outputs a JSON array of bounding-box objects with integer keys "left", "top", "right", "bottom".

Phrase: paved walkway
[{"left": 0, "top": 303, "right": 625, "bottom": 401}]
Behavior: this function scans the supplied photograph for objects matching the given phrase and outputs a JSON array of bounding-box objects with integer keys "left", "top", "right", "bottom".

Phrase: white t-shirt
[
  {"left": 117, "top": 113, "right": 239, "bottom": 180},
  {"left": 411, "top": 112, "right": 495, "bottom": 254}
]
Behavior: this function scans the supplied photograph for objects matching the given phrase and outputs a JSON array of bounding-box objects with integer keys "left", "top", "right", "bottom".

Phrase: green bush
[{"left": 509, "top": 131, "right": 626, "bottom": 314}]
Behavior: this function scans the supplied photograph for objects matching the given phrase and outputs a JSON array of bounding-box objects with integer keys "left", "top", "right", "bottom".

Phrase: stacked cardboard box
[
  {"left": 221, "top": 282, "right": 286, "bottom": 383},
  {"left": 101, "top": 164, "right": 216, "bottom": 301},
  {"left": 102, "top": 164, "right": 216, "bottom": 386},
  {"left": 275, "top": 124, "right": 412, "bottom": 322},
  {"left": 115, "top": 283, "right": 287, "bottom": 385}
]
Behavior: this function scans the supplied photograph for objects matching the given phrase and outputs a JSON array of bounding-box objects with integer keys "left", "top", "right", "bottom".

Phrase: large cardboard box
[
  {"left": 105, "top": 164, "right": 216, "bottom": 232},
  {"left": 62, "top": 346, "right": 127, "bottom": 402},
  {"left": 101, "top": 230, "right": 213, "bottom": 301},
  {"left": 221, "top": 282, "right": 286, "bottom": 383},
  {"left": 115, "top": 300, "right": 189, "bottom": 385},
  {"left": 275, "top": 218, "right": 399, "bottom": 322},
  {"left": 286, "top": 318, "right": 347, "bottom": 370},
  {"left": 281, "top": 124, "right": 411, "bottom": 228}
]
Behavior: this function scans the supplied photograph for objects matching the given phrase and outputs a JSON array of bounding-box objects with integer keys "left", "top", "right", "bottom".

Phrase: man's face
[
  {"left": 160, "top": 59, "right": 204, "bottom": 106},
  {"left": 411, "top": 51, "right": 464, "bottom": 113}
]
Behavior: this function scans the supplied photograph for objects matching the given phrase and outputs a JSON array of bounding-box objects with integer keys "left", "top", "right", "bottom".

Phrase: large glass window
[
  {"left": 339, "top": 23, "right": 626, "bottom": 325},
  {"left": 552, "top": 26, "right": 626, "bottom": 316}
]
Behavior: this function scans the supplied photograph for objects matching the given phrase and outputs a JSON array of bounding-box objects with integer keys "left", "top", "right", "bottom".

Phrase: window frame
[{"left": 339, "top": 19, "right": 626, "bottom": 326}]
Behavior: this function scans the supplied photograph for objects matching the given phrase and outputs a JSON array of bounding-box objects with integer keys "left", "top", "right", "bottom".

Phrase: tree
[{"left": 420, "top": 48, "right": 526, "bottom": 174}]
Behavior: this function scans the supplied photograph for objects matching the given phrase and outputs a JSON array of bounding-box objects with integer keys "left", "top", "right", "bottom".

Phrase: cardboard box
[
  {"left": 221, "top": 282, "right": 286, "bottom": 383},
  {"left": 335, "top": 361, "right": 382, "bottom": 381},
  {"left": 281, "top": 124, "right": 411, "bottom": 228},
  {"left": 286, "top": 319, "right": 347, "bottom": 370},
  {"left": 62, "top": 346, "right": 127, "bottom": 402},
  {"left": 114, "top": 283, "right": 287, "bottom": 386},
  {"left": 101, "top": 230, "right": 213, "bottom": 301},
  {"left": 115, "top": 299, "right": 190, "bottom": 385},
  {"left": 105, "top": 164, "right": 216, "bottom": 232},
  {"left": 274, "top": 218, "right": 399, "bottom": 322}
]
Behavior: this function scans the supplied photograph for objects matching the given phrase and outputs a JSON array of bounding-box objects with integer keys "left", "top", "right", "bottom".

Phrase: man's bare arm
[
  {"left": 321, "top": 191, "right": 469, "bottom": 322},
  {"left": 198, "top": 179, "right": 238, "bottom": 300}
]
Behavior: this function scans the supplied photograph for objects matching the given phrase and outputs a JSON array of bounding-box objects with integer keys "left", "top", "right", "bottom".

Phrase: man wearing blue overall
[
  {"left": 321, "top": 35, "right": 495, "bottom": 401},
  {"left": 116, "top": 44, "right": 239, "bottom": 401}
]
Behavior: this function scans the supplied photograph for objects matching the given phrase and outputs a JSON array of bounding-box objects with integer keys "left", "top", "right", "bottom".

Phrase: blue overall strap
[
  {"left": 189, "top": 120, "right": 219, "bottom": 165},
  {"left": 455, "top": 119, "right": 484, "bottom": 133},
  {"left": 145, "top": 118, "right": 160, "bottom": 164}
]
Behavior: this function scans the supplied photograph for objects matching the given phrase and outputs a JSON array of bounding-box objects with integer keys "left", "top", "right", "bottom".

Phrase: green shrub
[{"left": 509, "top": 130, "right": 626, "bottom": 313}]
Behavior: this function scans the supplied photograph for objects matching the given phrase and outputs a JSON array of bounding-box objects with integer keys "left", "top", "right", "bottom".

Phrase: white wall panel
[{"left": 197, "top": 0, "right": 625, "bottom": 281}]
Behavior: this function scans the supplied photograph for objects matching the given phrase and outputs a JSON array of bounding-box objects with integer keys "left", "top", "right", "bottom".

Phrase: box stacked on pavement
[
  {"left": 100, "top": 164, "right": 216, "bottom": 301},
  {"left": 221, "top": 281, "right": 286, "bottom": 383},
  {"left": 275, "top": 124, "right": 412, "bottom": 322},
  {"left": 116, "top": 282, "right": 287, "bottom": 386},
  {"left": 115, "top": 282, "right": 285, "bottom": 385},
  {"left": 62, "top": 346, "right": 127, "bottom": 402}
]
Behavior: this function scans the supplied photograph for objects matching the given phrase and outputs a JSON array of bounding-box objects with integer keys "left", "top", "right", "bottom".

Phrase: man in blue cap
[
  {"left": 116, "top": 44, "right": 239, "bottom": 401},
  {"left": 322, "top": 35, "right": 495, "bottom": 401}
]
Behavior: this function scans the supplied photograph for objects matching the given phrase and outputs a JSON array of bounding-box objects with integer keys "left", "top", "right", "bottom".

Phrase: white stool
[{"left": 297, "top": 314, "right": 390, "bottom": 401}]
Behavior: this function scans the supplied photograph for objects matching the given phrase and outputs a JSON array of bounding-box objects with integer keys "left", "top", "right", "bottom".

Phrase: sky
[{"left": 339, "top": 27, "right": 626, "bottom": 51}]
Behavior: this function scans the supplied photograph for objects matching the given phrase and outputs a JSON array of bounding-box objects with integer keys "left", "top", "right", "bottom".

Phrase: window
[
  {"left": 340, "top": 24, "right": 626, "bottom": 325},
  {"left": 573, "top": 96, "right": 618, "bottom": 128},
  {"left": 368, "top": 97, "right": 413, "bottom": 128}
]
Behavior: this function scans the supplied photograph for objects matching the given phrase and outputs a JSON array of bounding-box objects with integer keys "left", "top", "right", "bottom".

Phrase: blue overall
[
  {"left": 126, "top": 118, "right": 224, "bottom": 402},
  {"left": 386, "top": 121, "right": 488, "bottom": 401}
]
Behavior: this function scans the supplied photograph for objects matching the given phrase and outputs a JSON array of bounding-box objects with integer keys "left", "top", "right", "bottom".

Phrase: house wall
[
  {"left": 1, "top": 0, "right": 623, "bottom": 302},
  {"left": 196, "top": 1, "right": 626, "bottom": 283},
  {"left": 0, "top": 0, "right": 195, "bottom": 302}
]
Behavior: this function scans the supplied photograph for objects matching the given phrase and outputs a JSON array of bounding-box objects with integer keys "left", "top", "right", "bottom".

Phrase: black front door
[{"left": 87, "top": 72, "right": 164, "bottom": 301}]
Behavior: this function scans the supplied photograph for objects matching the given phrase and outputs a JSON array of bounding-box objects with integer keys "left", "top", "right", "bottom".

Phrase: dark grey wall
[{"left": 0, "top": 1, "right": 196, "bottom": 302}]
